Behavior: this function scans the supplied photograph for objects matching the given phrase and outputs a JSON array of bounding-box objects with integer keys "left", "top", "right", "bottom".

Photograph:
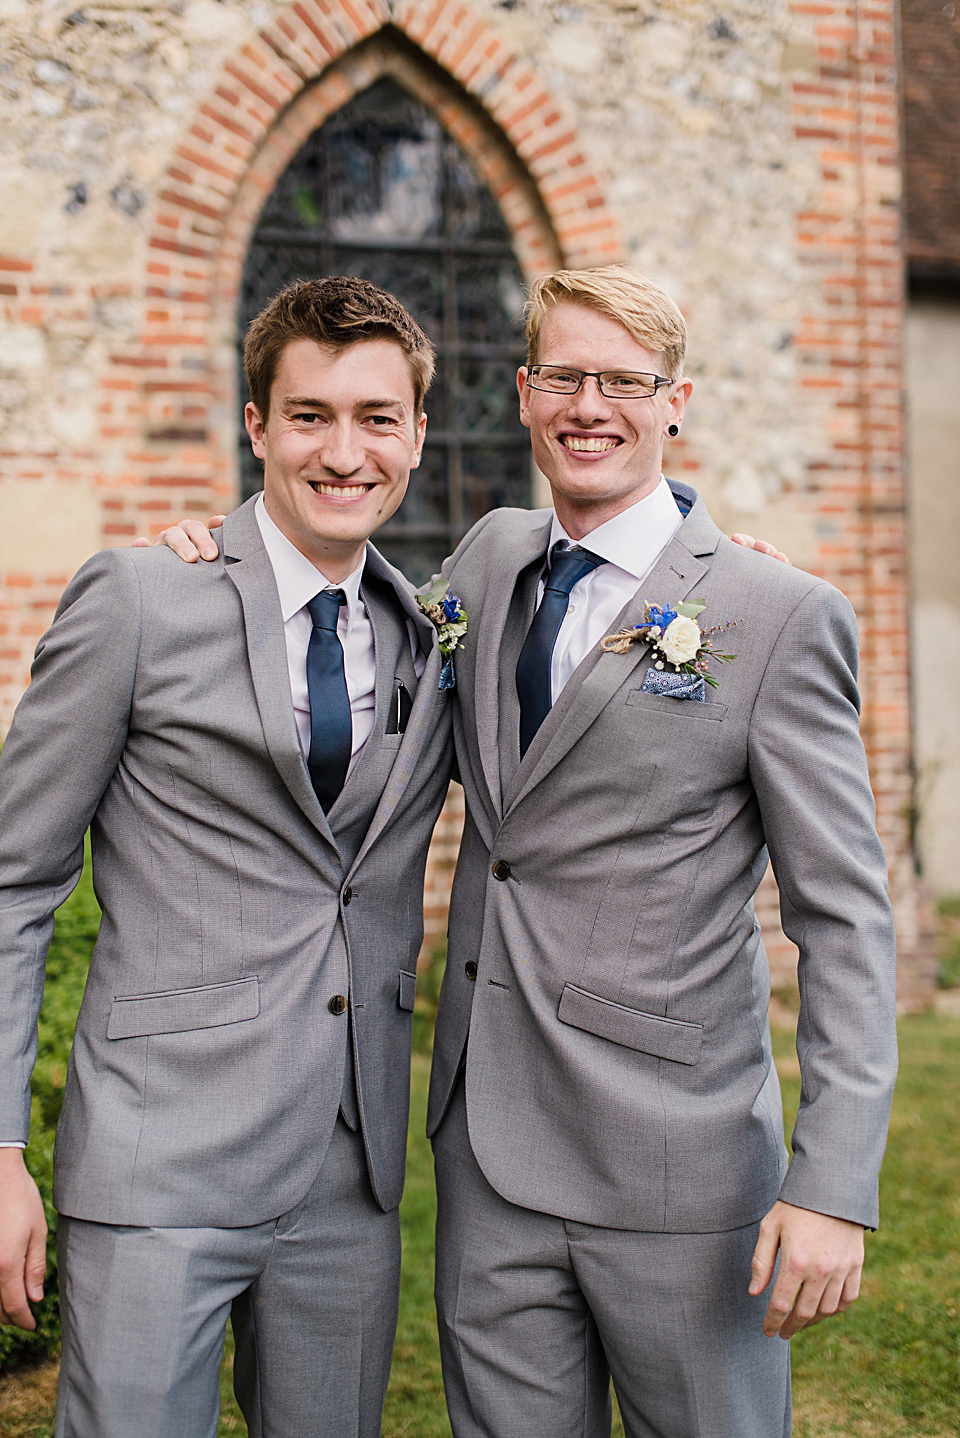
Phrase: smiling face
[
  {"left": 245, "top": 337, "right": 427, "bottom": 581},
  {"left": 517, "top": 302, "right": 692, "bottom": 539}
]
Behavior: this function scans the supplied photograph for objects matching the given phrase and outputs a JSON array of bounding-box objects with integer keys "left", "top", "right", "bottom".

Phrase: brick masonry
[{"left": 0, "top": 0, "right": 935, "bottom": 999}]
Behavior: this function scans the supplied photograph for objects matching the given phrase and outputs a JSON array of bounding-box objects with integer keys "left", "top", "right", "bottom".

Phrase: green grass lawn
[
  {"left": 226, "top": 1029, "right": 960, "bottom": 1438},
  {"left": 2, "top": 864, "right": 958, "bottom": 1435}
]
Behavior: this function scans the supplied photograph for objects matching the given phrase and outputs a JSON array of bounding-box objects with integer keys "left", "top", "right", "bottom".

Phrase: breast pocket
[{"left": 626, "top": 691, "right": 727, "bottom": 721}]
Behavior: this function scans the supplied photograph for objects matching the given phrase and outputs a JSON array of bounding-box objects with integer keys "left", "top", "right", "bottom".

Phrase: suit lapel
[
  {"left": 503, "top": 496, "right": 721, "bottom": 814},
  {"left": 467, "top": 513, "right": 553, "bottom": 822},
  {"left": 347, "top": 545, "right": 444, "bottom": 875},
  {"left": 222, "top": 501, "right": 337, "bottom": 848}
]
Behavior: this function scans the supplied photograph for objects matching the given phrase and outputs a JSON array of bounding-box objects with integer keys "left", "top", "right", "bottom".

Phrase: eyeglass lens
[{"left": 530, "top": 367, "right": 661, "bottom": 397}]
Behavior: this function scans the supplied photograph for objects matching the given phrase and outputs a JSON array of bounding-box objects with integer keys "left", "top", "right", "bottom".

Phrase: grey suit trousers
[
  {"left": 55, "top": 1118, "right": 400, "bottom": 1438},
  {"left": 433, "top": 1079, "right": 790, "bottom": 1438}
]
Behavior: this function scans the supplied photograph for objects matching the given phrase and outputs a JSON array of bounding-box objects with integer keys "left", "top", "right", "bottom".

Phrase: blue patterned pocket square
[{"left": 639, "top": 668, "right": 706, "bottom": 702}]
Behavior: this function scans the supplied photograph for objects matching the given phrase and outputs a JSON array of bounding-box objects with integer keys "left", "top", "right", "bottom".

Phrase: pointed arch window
[{"left": 239, "top": 77, "right": 531, "bottom": 583}]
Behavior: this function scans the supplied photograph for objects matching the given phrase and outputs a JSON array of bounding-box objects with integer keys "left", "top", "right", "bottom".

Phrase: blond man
[{"left": 426, "top": 266, "right": 896, "bottom": 1438}]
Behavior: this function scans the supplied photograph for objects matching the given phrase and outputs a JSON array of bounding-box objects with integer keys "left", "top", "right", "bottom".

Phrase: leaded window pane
[{"left": 239, "top": 77, "right": 531, "bottom": 583}]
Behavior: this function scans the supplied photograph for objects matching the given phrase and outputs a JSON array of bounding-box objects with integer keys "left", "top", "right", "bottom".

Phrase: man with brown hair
[{"left": 0, "top": 276, "right": 453, "bottom": 1438}]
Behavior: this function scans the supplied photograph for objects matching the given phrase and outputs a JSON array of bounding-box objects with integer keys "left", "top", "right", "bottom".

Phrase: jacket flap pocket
[
  {"left": 557, "top": 984, "right": 702, "bottom": 1064},
  {"left": 626, "top": 691, "right": 727, "bottom": 721},
  {"left": 107, "top": 977, "right": 260, "bottom": 1040},
  {"left": 398, "top": 969, "right": 417, "bottom": 1012}
]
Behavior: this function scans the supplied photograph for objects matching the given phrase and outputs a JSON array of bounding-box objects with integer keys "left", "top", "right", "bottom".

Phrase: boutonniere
[
  {"left": 601, "top": 600, "right": 740, "bottom": 692},
  {"left": 416, "top": 578, "right": 469, "bottom": 691}
]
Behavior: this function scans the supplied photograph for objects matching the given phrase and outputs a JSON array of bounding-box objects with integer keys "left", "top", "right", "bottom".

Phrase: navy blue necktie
[
  {"left": 306, "top": 589, "right": 351, "bottom": 814},
  {"left": 516, "top": 541, "right": 604, "bottom": 756}
]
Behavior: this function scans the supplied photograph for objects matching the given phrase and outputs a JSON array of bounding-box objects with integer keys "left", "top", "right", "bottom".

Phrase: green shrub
[
  {"left": 939, "top": 938, "right": 960, "bottom": 991},
  {"left": 413, "top": 938, "right": 446, "bottom": 1056},
  {"left": 0, "top": 858, "right": 97, "bottom": 1372},
  {"left": 937, "top": 894, "right": 960, "bottom": 989}
]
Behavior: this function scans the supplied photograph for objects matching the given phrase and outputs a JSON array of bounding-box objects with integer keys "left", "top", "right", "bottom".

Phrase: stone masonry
[{"left": 0, "top": 0, "right": 934, "bottom": 999}]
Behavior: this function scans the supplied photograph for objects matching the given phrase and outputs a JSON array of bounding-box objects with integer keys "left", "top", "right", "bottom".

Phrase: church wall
[
  {"left": 906, "top": 298, "right": 960, "bottom": 899},
  {"left": 0, "top": 0, "right": 934, "bottom": 997}
]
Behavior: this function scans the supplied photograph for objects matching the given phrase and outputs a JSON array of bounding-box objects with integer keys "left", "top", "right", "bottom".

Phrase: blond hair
[
  {"left": 243, "top": 276, "right": 435, "bottom": 423},
  {"left": 525, "top": 266, "right": 686, "bottom": 379}
]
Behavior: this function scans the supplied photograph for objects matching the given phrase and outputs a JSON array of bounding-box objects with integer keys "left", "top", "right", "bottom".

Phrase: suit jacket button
[
  {"left": 342, "top": 886, "right": 353, "bottom": 906},
  {"left": 491, "top": 860, "right": 511, "bottom": 881},
  {"left": 328, "top": 995, "right": 348, "bottom": 1015},
  {"left": 464, "top": 961, "right": 478, "bottom": 981}
]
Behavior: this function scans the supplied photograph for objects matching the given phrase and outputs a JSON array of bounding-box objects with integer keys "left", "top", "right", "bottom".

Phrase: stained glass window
[{"left": 239, "top": 78, "right": 531, "bottom": 583}]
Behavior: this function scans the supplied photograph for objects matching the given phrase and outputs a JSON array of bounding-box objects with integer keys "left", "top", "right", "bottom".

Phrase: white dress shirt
[
  {"left": 544, "top": 477, "right": 683, "bottom": 701},
  {"left": 256, "top": 497, "right": 377, "bottom": 772}
]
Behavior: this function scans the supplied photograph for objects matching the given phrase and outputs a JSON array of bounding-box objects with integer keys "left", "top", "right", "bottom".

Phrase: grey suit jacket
[
  {"left": 0, "top": 498, "right": 452, "bottom": 1225},
  {"left": 429, "top": 483, "right": 897, "bottom": 1233}
]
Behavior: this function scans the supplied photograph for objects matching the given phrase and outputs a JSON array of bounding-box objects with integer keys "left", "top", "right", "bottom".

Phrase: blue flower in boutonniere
[
  {"left": 601, "top": 599, "right": 740, "bottom": 693},
  {"left": 417, "top": 578, "right": 469, "bottom": 691}
]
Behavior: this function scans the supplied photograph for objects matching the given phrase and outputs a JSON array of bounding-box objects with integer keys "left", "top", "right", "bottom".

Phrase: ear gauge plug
[{"left": 667, "top": 423, "right": 680, "bottom": 437}]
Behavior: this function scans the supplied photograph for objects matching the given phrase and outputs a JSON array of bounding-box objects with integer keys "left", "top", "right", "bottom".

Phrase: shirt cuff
[{"left": 0, "top": 1141, "right": 26, "bottom": 1149}]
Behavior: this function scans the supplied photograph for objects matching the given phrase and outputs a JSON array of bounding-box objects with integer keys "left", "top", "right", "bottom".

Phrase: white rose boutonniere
[
  {"left": 657, "top": 614, "right": 702, "bottom": 666},
  {"left": 602, "top": 599, "right": 740, "bottom": 692}
]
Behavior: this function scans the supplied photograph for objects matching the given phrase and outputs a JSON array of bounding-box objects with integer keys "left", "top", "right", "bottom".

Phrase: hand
[
  {"left": 750, "top": 1200, "right": 864, "bottom": 1339},
  {"left": 0, "top": 1149, "right": 47, "bottom": 1330},
  {"left": 131, "top": 515, "right": 226, "bottom": 562},
  {"left": 731, "top": 533, "right": 792, "bottom": 565}
]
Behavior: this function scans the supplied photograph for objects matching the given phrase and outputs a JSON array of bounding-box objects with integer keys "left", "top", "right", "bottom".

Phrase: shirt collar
[
  {"left": 548, "top": 476, "right": 683, "bottom": 580},
  {"left": 255, "top": 494, "right": 365, "bottom": 627}
]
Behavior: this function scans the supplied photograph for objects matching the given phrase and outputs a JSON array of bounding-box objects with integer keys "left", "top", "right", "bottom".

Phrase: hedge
[{"left": 0, "top": 857, "right": 97, "bottom": 1371}]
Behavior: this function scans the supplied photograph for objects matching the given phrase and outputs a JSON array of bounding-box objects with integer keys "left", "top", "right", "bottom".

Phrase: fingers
[
  {"left": 730, "top": 534, "right": 792, "bottom": 565},
  {"left": 152, "top": 520, "right": 219, "bottom": 562},
  {"left": 840, "top": 1266, "right": 862, "bottom": 1310},
  {"left": 153, "top": 527, "right": 200, "bottom": 562},
  {"left": 180, "top": 520, "right": 220, "bottom": 560},
  {"left": 0, "top": 1222, "right": 45, "bottom": 1331},
  {"left": 755, "top": 541, "right": 791, "bottom": 565},
  {"left": 769, "top": 1271, "right": 830, "bottom": 1339},
  {"left": 0, "top": 1153, "right": 48, "bottom": 1330},
  {"left": 24, "top": 1222, "right": 47, "bottom": 1305},
  {"left": 181, "top": 519, "right": 222, "bottom": 560},
  {"left": 748, "top": 1213, "right": 779, "bottom": 1298},
  {"left": 753, "top": 1202, "right": 865, "bottom": 1339},
  {"left": 133, "top": 517, "right": 224, "bottom": 561}
]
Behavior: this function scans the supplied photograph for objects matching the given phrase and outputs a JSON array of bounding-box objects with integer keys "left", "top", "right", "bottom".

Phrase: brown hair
[
  {"left": 525, "top": 265, "right": 687, "bottom": 380},
  {"left": 243, "top": 276, "right": 436, "bottom": 422}
]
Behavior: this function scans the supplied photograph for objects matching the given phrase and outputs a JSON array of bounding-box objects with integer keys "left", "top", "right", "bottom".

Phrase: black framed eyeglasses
[{"left": 525, "top": 366, "right": 676, "bottom": 399}]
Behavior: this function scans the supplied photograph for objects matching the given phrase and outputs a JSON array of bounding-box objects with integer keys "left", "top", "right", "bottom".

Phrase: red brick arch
[{"left": 105, "top": 0, "right": 623, "bottom": 531}]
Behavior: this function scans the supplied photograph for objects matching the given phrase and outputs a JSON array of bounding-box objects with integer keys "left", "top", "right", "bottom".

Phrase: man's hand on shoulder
[
  {"left": 132, "top": 516, "right": 226, "bottom": 563},
  {"left": 0, "top": 1149, "right": 47, "bottom": 1331},
  {"left": 750, "top": 1199, "right": 864, "bottom": 1339},
  {"left": 731, "top": 533, "right": 792, "bottom": 565}
]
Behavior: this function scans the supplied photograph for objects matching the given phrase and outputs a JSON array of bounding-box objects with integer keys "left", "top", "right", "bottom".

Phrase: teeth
[
  {"left": 562, "top": 436, "right": 619, "bottom": 453},
  {"left": 312, "top": 483, "right": 371, "bottom": 497}
]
